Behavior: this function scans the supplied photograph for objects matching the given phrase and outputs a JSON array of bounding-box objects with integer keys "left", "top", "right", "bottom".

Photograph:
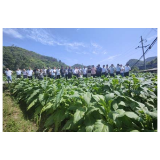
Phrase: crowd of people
[{"left": 4, "top": 64, "right": 131, "bottom": 83}]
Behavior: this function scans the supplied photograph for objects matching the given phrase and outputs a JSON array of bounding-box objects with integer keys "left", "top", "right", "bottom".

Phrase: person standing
[
  {"left": 5, "top": 68, "right": 12, "bottom": 83},
  {"left": 53, "top": 67, "right": 57, "bottom": 79},
  {"left": 27, "top": 67, "right": 33, "bottom": 80},
  {"left": 47, "top": 67, "right": 51, "bottom": 78},
  {"left": 22, "top": 69, "right": 28, "bottom": 78},
  {"left": 116, "top": 64, "right": 121, "bottom": 75},
  {"left": 124, "top": 63, "right": 131, "bottom": 77},
  {"left": 43, "top": 67, "right": 47, "bottom": 77},
  {"left": 106, "top": 65, "right": 109, "bottom": 76},
  {"left": 33, "top": 67, "right": 37, "bottom": 76},
  {"left": 39, "top": 69, "right": 44, "bottom": 80},
  {"left": 60, "top": 66, "right": 65, "bottom": 77},
  {"left": 101, "top": 65, "right": 106, "bottom": 76},
  {"left": 73, "top": 67, "right": 78, "bottom": 78},
  {"left": 120, "top": 64, "right": 124, "bottom": 77},
  {"left": 109, "top": 64, "right": 115, "bottom": 77},
  {"left": 35, "top": 68, "right": 40, "bottom": 79},
  {"left": 56, "top": 67, "right": 60, "bottom": 79},
  {"left": 78, "top": 67, "right": 82, "bottom": 78},
  {"left": 65, "top": 67, "right": 69, "bottom": 80},
  {"left": 68, "top": 66, "right": 72, "bottom": 79},
  {"left": 87, "top": 66, "right": 92, "bottom": 78},
  {"left": 91, "top": 65, "right": 96, "bottom": 78},
  {"left": 50, "top": 67, "right": 56, "bottom": 79},
  {"left": 82, "top": 66, "right": 87, "bottom": 78},
  {"left": 16, "top": 68, "right": 22, "bottom": 78},
  {"left": 96, "top": 64, "right": 102, "bottom": 77}
]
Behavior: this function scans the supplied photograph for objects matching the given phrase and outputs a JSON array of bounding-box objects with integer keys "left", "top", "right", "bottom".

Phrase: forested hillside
[{"left": 3, "top": 46, "right": 67, "bottom": 70}]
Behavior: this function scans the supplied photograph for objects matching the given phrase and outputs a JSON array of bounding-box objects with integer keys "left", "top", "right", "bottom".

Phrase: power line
[
  {"left": 131, "top": 37, "right": 157, "bottom": 68},
  {"left": 152, "top": 28, "right": 157, "bottom": 32}
]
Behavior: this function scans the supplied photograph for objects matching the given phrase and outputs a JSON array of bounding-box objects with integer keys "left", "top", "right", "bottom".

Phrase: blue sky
[{"left": 3, "top": 28, "right": 157, "bottom": 67}]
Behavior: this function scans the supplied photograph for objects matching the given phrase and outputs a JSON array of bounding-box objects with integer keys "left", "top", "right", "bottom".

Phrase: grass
[{"left": 3, "top": 84, "right": 38, "bottom": 132}]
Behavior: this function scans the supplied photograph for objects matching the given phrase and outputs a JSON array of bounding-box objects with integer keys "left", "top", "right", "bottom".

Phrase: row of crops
[{"left": 9, "top": 73, "right": 157, "bottom": 132}]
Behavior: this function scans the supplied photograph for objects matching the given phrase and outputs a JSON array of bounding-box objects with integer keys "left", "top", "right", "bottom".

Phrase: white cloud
[
  {"left": 147, "top": 35, "right": 157, "bottom": 41},
  {"left": 22, "top": 28, "right": 86, "bottom": 51},
  {"left": 3, "top": 28, "right": 23, "bottom": 39},
  {"left": 107, "top": 54, "right": 121, "bottom": 60},
  {"left": 91, "top": 42, "right": 102, "bottom": 49},
  {"left": 103, "top": 51, "right": 107, "bottom": 55},
  {"left": 97, "top": 54, "right": 121, "bottom": 63}
]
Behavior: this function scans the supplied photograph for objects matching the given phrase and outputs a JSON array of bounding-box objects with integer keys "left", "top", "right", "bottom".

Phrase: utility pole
[
  {"left": 135, "top": 36, "right": 149, "bottom": 70},
  {"left": 140, "top": 36, "right": 146, "bottom": 70}
]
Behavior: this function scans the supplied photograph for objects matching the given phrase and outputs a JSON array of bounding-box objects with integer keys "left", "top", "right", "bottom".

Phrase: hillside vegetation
[{"left": 3, "top": 46, "right": 67, "bottom": 70}]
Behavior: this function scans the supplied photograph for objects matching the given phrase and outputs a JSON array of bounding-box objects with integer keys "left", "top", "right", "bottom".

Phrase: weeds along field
[{"left": 9, "top": 73, "right": 157, "bottom": 132}]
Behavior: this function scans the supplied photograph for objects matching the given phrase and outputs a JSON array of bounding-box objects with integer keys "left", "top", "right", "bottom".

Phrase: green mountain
[
  {"left": 147, "top": 57, "right": 157, "bottom": 66},
  {"left": 126, "top": 56, "right": 157, "bottom": 67},
  {"left": 3, "top": 46, "right": 68, "bottom": 70},
  {"left": 126, "top": 59, "right": 144, "bottom": 67},
  {"left": 145, "top": 56, "right": 157, "bottom": 63},
  {"left": 72, "top": 64, "right": 85, "bottom": 68}
]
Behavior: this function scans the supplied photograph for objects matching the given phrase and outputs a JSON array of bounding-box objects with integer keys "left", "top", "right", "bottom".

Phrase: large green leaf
[
  {"left": 39, "top": 93, "right": 45, "bottom": 106},
  {"left": 105, "top": 93, "right": 115, "bottom": 102},
  {"left": 92, "top": 94, "right": 105, "bottom": 102},
  {"left": 27, "top": 99, "right": 38, "bottom": 110},
  {"left": 93, "top": 120, "right": 112, "bottom": 132},
  {"left": 26, "top": 89, "right": 40, "bottom": 104},
  {"left": 82, "top": 92, "right": 91, "bottom": 106},
  {"left": 125, "top": 112, "right": 141, "bottom": 121},
  {"left": 73, "top": 107, "right": 86, "bottom": 124},
  {"left": 53, "top": 108, "right": 66, "bottom": 131},
  {"left": 62, "top": 118, "right": 73, "bottom": 131}
]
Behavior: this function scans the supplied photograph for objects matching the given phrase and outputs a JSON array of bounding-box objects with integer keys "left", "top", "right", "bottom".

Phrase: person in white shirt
[
  {"left": 73, "top": 67, "right": 78, "bottom": 78},
  {"left": 65, "top": 67, "right": 69, "bottom": 80},
  {"left": 42, "top": 67, "right": 47, "bottom": 77},
  {"left": 78, "top": 67, "right": 82, "bottom": 78},
  {"left": 5, "top": 68, "right": 12, "bottom": 83},
  {"left": 116, "top": 64, "right": 121, "bottom": 75},
  {"left": 124, "top": 63, "right": 131, "bottom": 77},
  {"left": 27, "top": 68, "right": 33, "bottom": 80},
  {"left": 16, "top": 68, "right": 22, "bottom": 78},
  {"left": 56, "top": 67, "right": 60, "bottom": 79},
  {"left": 50, "top": 67, "right": 57, "bottom": 79},
  {"left": 120, "top": 64, "right": 124, "bottom": 77},
  {"left": 22, "top": 69, "right": 28, "bottom": 78},
  {"left": 109, "top": 64, "right": 115, "bottom": 77},
  {"left": 102, "top": 65, "right": 106, "bottom": 76},
  {"left": 82, "top": 66, "right": 87, "bottom": 78},
  {"left": 39, "top": 69, "right": 44, "bottom": 80},
  {"left": 106, "top": 64, "right": 109, "bottom": 76}
]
